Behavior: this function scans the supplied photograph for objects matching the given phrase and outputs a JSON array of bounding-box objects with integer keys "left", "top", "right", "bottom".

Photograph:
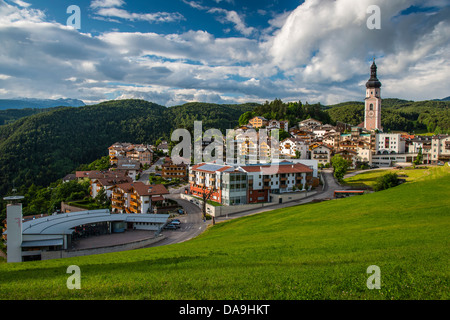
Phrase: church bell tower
[{"left": 364, "top": 59, "right": 382, "bottom": 132}]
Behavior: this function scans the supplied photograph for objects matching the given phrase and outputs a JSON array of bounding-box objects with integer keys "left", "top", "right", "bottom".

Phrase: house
[
  {"left": 90, "top": 176, "right": 132, "bottom": 199},
  {"left": 310, "top": 144, "right": 333, "bottom": 166},
  {"left": 248, "top": 116, "right": 268, "bottom": 128},
  {"left": 157, "top": 140, "right": 170, "bottom": 154},
  {"left": 162, "top": 156, "right": 188, "bottom": 180},
  {"left": 110, "top": 182, "right": 169, "bottom": 214},
  {"left": 114, "top": 159, "right": 141, "bottom": 181},
  {"left": 280, "top": 137, "right": 308, "bottom": 159},
  {"left": 356, "top": 147, "right": 373, "bottom": 164},
  {"left": 108, "top": 143, "right": 153, "bottom": 166},
  {"left": 298, "top": 118, "right": 322, "bottom": 129},
  {"left": 62, "top": 174, "right": 76, "bottom": 183},
  {"left": 267, "top": 119, "right": 289, "bottom": 132}
]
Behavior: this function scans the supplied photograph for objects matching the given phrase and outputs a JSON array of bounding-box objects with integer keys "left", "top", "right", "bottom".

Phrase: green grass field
[
  {"left": 0, "top": 166, "right": 449, "bottom": 300},
  {"left": 343, "top": 165, "right": 449, "bottom": 189}
]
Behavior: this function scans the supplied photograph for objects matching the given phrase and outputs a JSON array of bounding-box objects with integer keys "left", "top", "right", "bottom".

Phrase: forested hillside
[
  {"left": 0, "top": 100, "right": 255, "bottom": 197},
  {"left": 326, "top": 98, "right": 450, "bottom": 133},
  {"left": 0, "top": 97, "right": 448, "bottom": 202}
]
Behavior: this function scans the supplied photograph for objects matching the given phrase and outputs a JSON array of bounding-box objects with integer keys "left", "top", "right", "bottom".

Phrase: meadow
[{"left": 0, "top": 166, "right": 449, "bottom": 300}]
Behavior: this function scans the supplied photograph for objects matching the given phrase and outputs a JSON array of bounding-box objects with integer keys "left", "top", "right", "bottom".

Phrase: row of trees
[{"left": 238, "top": 99, "right": 332, "bottom": 127}]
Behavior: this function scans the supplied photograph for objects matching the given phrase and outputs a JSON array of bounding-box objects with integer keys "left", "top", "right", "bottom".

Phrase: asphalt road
[
  {"left": 138, "top": 157, "right": 165, "bottom": 184},
  {"left": 145, "top": 194, "right": 208, "bottom": 247}
]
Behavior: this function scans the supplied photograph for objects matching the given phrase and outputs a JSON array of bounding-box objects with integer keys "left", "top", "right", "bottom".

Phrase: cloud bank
[{"left": 0, "top": 0, "right": 449, "bottom": 106}]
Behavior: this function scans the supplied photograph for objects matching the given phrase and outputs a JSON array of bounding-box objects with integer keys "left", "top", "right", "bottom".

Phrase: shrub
[{"left": 373, "top": 172, "right": 399, "bottom": 191}]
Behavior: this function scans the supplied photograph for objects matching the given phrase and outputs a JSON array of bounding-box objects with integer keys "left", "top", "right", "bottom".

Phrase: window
[{"left": 369, "top": 104, "right": 374, "bottom": 111}]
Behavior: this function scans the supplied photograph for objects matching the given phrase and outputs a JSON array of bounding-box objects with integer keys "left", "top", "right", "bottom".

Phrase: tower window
[{"left": 369, "top": 104, "right": 374, "bottom": 111}]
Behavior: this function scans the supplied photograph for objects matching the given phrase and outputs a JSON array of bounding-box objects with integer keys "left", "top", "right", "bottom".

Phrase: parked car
[
  {"left": 164, "top": 223, "right": 179, "bottom": 230},
  {"left": 170, "top": 219, "right": 181, "bottom": 225}
]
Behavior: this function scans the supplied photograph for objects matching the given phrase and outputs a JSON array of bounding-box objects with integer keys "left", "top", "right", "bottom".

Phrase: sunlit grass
[{"left": 0, "top": 167, "right": 449, "bottom": 300}]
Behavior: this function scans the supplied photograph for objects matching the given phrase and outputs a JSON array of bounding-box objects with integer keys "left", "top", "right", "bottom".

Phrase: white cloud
[
  {"left": 90, "top": 0, "right": 125, "bottom": 9},
  {"left": 208, "top": 8, "right": 255, "bottom": 36},
  {"left": 95, "top": 7, "right": 185, "bottom": 23},
  {"left": 10, "top": 0, "right": 30, "bottom": 8},
  {"left": 0, "top": 0, "right": 449, "bottom": 107}
]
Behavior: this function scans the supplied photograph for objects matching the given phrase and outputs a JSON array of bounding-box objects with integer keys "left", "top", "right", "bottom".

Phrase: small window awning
[
  {"left": 151, "top": 196, "right": 165, "bottom": 202},
  {"left": 21, "top": 239, "right": 64, "bottom": 248}
]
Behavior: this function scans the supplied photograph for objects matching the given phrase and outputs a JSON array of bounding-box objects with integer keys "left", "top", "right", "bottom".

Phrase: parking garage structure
[{"left": 3, "top": 209, "right": 169, "bottom": 262}]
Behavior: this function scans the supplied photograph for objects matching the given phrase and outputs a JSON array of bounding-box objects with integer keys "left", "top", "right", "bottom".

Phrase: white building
[
  {"left": 375, "top": 133, "right": 405, "bottom": 154},
  {"left": 280, "top": 137, "right": 308, "bottom": 159}
]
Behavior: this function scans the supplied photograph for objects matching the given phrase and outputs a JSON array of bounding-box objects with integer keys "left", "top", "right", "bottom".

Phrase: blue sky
[{"left": 0, "top": 0, "right": 449, "bottom": 106}]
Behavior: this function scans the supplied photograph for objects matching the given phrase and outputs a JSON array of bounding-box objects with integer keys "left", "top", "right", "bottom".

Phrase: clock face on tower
[{"left": 368, "top": 111, "right": 374, "bottom": 117}]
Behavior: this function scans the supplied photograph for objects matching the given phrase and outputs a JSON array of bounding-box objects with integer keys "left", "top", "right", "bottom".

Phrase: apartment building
[
  {"left": 375, "top": 133, "right": 406, "bottom": 154},
  {"left": 189, "top": 162, "right": 315, "bottom": 205},
  {"left": 430, "top": 135, "right": 450, "bottom": 164},
  {"left": 110, "top": 182, "right": 169, "bottom": 214}
]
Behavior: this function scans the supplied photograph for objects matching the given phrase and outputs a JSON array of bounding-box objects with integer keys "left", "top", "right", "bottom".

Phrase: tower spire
[{"left": 366, "top": 58, "right": 381, "bottom": 88}]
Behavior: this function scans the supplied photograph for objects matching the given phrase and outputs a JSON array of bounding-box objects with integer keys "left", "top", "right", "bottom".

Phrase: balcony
[
  {"left": 111, "top": 204, "right": 124, "bottom": 210},
  {"left": 112, "top": 191, "right": 123, "bottom": 198},
  {"left": 130, "top": 194, "right": 139, "bottom": 200},
  {"left": 263, "top": 177, "right": 270, "bottom": 182}
]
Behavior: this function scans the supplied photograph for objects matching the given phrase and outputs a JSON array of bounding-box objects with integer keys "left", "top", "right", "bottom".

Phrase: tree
[
  {"left": 414, "top": 147, "right": 423, "bottom": 166},
  {"left": 94, "top": 187, "right": 109, "bottom": 206},
  {"left": 331, "top": 154, "right": 352, "bottom": 182},
  {"left": 201, "top": 188, "right": 214, "bottom": 224}
]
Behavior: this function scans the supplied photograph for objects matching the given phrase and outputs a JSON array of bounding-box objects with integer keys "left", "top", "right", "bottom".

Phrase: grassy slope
[
  {"left": 343, "top": 166, "right": 447, "bottom": 189},
  {"left": 0, "top": 167, "right": 449, "bottom": 300}
]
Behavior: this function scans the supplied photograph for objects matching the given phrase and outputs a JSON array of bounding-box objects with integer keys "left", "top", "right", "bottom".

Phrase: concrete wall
[
  {"left": 61, "top": 202, "right": 87, "bottom": 213},
  {"left": 41, "top": 234, "right": 166, "bottom": 260},
  {"left": 181, "top": 191, "right": 317, "bottom": 218}
]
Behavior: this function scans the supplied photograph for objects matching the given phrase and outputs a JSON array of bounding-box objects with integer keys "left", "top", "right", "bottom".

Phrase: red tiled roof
[
  {"left": 75, "top": 170, "right": 127, "bottom": 179},
  {"left": 114, "top": 182, "right": 169, "bottom": 196},
  {"left": 241, "top": 163, "right": 313, "bottom": 174}
]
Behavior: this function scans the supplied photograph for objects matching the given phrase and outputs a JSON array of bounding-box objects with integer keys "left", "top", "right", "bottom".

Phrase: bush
[{"left": 373, "top": 172, "right": 399, "bottom": 191}]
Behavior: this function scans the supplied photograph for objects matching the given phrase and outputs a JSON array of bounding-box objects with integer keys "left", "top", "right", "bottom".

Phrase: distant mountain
[
  {"left": 434, "top": 96, "right": 450, "bottom": 101},
  {"left": 0, "top": 98, "right": 85, "bottom": 110}
]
